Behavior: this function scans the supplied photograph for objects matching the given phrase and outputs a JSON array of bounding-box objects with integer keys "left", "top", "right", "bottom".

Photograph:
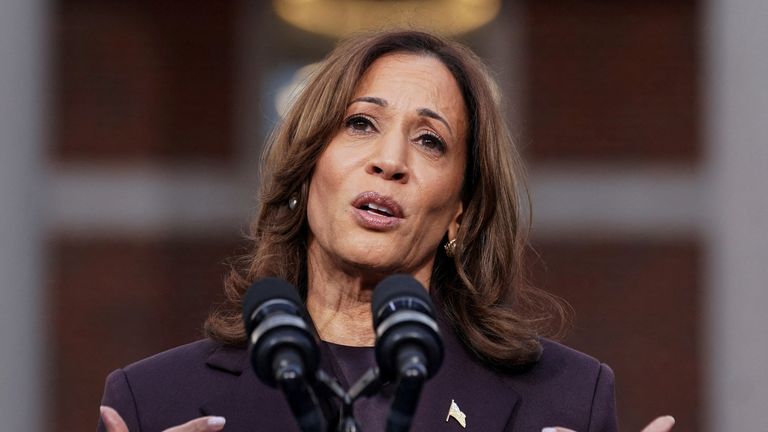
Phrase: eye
[
  {"left": 417, "top": 132, "right": 446, "bottom": 154},
  {"left": 344, "top": 114, "right": 376, "bottom": 134}
]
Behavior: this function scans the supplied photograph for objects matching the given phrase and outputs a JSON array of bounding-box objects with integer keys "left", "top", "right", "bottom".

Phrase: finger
[
  {"left": 164, "top": 416, "right": 226, "bottom": 432},
  {"left": 542, "top": 428, "right": 577, "bottom": 432},
  {"left": 100, "top": 406, "right": 129, "bottom": 432},
  {"left": 641, "top": 415, "right": 676, "bottom": 432}
]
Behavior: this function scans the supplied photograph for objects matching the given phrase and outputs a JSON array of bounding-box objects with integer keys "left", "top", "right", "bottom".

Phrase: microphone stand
[
  {"left": 313, "top": 367, "right": 385, "bottom": 432},
  {"left": 273, "top": 348, "right": 327, "bottom": 432},
  {"left": 304, "top": 345, "right": 430, "bottom": 432},
  {"left": 275, "top": 356, "right": 429, "bottom": 432},
  {"left": 384, "top": 346, "right": 428, "bottom": 432}
]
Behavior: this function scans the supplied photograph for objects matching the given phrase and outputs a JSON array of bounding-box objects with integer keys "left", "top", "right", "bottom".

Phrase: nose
[{"left": 365, "top": 132, "right": 409, "bottom": 183}]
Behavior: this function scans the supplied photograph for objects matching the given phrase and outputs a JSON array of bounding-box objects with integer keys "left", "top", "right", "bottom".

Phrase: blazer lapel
[
  {"left": 410, "top": 325, "right": 521, "bottom": 432},
  {"left": 199, "top": 344, "right": 301, "bottom": 431}
]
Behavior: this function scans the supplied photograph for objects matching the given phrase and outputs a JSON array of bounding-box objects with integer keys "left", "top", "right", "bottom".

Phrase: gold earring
[{"left": 444, "top": 239, "right": 457, "bottom": 257}]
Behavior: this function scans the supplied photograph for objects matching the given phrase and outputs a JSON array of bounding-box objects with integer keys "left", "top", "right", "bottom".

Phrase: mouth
[
  {"left": 352, "top": 192, "right": 404, "bottom": 219},
  {"left": 351, "top": 192, "right": 404, "bottom": 230}
]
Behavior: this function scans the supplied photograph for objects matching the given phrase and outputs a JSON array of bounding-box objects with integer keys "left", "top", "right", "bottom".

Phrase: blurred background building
[{"left": 1, "top": 0, "right": 766, "bottom": 430}]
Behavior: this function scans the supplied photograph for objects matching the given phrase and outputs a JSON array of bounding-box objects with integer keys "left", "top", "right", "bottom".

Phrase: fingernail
[
  {"left": 207, "top": 416, "right": 226, "bottom": 427},
  {"left": 666, "top": 415, "right": 676, "bottom": 425},
  {"left": 542, "top": 428, "right": 558, "bottom": 432},
  {"left": 99, "top": 406, "right": 114, "bottom": 424}
]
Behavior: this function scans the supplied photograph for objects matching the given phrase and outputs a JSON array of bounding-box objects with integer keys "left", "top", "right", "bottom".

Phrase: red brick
[{"left": 523, "top": 1, "right": 699, "bottom": 161}]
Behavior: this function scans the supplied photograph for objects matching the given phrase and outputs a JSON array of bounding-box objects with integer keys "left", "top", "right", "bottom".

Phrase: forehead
[{"left": 352, "top": 53, "right": 468, "bottom": 130}]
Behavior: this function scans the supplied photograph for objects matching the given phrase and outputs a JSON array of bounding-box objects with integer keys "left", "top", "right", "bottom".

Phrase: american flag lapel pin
[{"left": 446, "top": 399, "right": 467, "bottom": 428}]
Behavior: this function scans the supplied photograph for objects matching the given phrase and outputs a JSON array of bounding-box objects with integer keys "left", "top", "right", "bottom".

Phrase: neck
[
  {"left": 306, "top": 266, "right": 376, "bottom": 347},
  {"left": 305, "top": 244, "right": 434, "bottom": 347}
]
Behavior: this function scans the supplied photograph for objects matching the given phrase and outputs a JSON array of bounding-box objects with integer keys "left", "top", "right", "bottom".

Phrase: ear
[{"left": 447, "top": 201, "right": 464, "bottom": 240}]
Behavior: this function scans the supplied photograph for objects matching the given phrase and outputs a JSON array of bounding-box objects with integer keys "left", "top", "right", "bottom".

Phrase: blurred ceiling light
[{"left": 273, "top": 0, "right": 501, "bottom": 38}]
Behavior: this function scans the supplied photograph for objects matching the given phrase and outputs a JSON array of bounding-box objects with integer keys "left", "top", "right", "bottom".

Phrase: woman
[{"left": 98, "top": 30, "right": 672, "bottom": 432}]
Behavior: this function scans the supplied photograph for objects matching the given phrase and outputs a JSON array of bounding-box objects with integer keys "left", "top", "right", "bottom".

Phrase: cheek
[
  {"left": 306, "top": 152, "right": 346, "bottom": 229},
  {"left": 427, "top": 165, "right": 464, "bottom": 211},
  {"left": 424, "top": 172, "right": 464, "bottom": 230},
  {"left": 307, "top": 176, "right": 333, "bottom": 223}
]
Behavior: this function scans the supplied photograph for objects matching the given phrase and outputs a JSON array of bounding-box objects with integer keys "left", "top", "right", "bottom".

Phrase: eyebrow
[
  {"left": 417, "top": 107, "right": 452, "bottom": 136},
  {"left": 348, "top": 97, "right": 453, "bottom": 136},
  {"left": 348, "top": 96, "right": 387, "bottom": 107}
]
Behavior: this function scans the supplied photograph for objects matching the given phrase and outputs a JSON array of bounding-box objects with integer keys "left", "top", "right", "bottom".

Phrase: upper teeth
[{"left": 367, "top": 203, "right": 392, "bottom": 215}]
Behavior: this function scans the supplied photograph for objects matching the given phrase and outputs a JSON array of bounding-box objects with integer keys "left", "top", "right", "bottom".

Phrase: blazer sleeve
[
  {"left": 97, "top": 369, "right": 141, "bottom": 432},
  {"left": 588, "top": 363, "right": 619, "bottom": 432}
]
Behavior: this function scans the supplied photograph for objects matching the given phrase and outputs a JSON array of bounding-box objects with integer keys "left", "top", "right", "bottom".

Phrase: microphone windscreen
[
  {"left": 242, "top": 277, "right": 302, "bottom": 323},
  {"left": 371, "top": 274, "right": 432, "bottom": 315}
]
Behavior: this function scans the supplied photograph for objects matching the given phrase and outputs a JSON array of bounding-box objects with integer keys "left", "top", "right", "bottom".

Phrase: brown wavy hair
[{"left": 205, "top": 30, "right": 568, "bottom": 368}]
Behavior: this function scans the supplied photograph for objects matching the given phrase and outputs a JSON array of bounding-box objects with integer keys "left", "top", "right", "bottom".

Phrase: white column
[
  {"left": 705, "top": 0, "right": 768, "bottom": 430},
  {"left": 0, "top": 0, "right": 48, "bottom": 430}
]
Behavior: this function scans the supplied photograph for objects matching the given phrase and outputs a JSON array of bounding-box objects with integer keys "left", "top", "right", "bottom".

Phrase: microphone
[
  {"left": 371, "top": 274, "right": 444, "bottom": 432},
  {"left": 242, "top": 277, "right": 325, "bottom": 432}
]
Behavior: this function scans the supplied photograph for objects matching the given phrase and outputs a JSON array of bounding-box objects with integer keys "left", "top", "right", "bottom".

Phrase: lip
[{"left": 351, "top": 191, "right": 405, "bottom": 231}]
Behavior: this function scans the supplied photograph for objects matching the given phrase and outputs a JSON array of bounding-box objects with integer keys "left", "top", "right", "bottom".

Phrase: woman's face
[{"left": 306, "top": 53, "right": 468, "bottom": 284}]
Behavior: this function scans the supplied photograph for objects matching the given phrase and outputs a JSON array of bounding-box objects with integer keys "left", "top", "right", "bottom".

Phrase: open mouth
[
  {"left": 360, "top": 202, "right": 395, "bottom": 217},
  {"left": 352, "top": 191, "right": 404, "bottom": 220}
]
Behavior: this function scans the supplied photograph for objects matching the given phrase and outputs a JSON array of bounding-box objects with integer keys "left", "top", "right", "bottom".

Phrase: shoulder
[
  {"left": 107, "top": 339, "right": 223, "bottom": 391},
  {"left": 538, "top": 338, "right": 611, "bottom": 378},
  {"left": 508, "top": 338, "right": 614, "bottom": 395},
  {"left": 502, "top": 339, "right": 617, "bottom": 431},
  {"left": 116, "top": 338, "right": 247, "bottom": 395},
  {"left": 121, "top": 339, "right": 224, "bottom": 376}
]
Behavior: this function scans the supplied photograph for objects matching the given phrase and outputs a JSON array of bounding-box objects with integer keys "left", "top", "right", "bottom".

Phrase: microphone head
[
  {"left": 371, "top": 274, "right": 434, "bottom": 324},
  {"left": 242, "top": 277, "right": 318, "bottom": 388},
  {"left": 372, "top": 274, "right": 443, "bottom": 381},
  {"left": 243, "top": 277, "right": 302, "bottom": 334}
]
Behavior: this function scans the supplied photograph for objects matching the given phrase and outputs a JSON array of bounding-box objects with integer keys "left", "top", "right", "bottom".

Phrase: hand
[
  {"left": 100, "top": 406, "right": 226, "bottom": 432},
  {"left": 542, "top": 415, "right": 675, "bottom": 432}
]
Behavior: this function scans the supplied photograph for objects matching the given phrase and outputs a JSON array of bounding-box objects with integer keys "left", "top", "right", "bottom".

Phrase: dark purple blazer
[{"left": 98, "top": 325, "right": 617, "bottom": 432}]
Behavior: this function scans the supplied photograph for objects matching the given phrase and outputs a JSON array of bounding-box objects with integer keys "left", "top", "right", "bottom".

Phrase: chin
[
  {"left": 342, "top": 251, "right": 397, "bottom": 272},
  {"left": 331, "top": 244, "right": 399, "bottom": 272},
  {"left": 343, "top": 245, "right": 434, "bottom": 279}
]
